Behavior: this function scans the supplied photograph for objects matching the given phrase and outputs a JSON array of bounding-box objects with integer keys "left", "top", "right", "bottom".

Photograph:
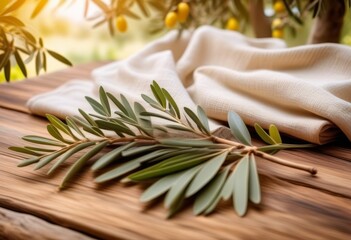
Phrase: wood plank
[
  {"left": 0, "top": 107, "right": 350, "bottom": 239},
  {"left": 0, "top": 207, "right": 93, "bottom": 240}
]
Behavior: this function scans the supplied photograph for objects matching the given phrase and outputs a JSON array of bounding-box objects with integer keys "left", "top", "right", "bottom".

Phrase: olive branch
[{"left": 9, "top": 81, "right": 317, "bottom": 217}]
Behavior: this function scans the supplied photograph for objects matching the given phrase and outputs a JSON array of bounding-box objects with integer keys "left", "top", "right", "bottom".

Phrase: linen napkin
[{"left": 27, "top": 26, "right": 351, "bottom": 144}]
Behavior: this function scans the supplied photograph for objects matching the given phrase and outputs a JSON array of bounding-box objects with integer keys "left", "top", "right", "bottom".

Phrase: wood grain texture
[
  {"left": 0, "top": 63, "right": 350, "bottom": 239},
  {"left": 0, "top": 207, "right": 93, "bottom": 240}
]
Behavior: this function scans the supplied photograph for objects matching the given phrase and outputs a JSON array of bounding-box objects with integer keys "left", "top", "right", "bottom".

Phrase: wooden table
[{"left": 0, "top": 63, "right": 350, "bottom": 240}]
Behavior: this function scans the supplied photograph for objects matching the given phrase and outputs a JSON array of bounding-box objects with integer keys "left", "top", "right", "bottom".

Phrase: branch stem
[
  {"left": 211, "top": 136, "right": 245, "bottom": 148},
  {"left": 212, "top": 136, "right": 317, "bottom": 175},
  {"left": 255, "top": 150, "right": 317, "bottom": 175}
]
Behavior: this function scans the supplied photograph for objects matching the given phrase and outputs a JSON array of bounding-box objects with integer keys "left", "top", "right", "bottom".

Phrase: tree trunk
[
  {"left": 308, "top": 0, "right": 345, "bottom": 44},
  {"left": 249, "top": 0, "right": 271, "bottom": 38}
]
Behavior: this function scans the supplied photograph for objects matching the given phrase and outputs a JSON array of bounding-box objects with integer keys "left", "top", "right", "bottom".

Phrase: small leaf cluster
[
  {"left": 0, "top": 0, "right": 72, "bottom": 82},
  {"left": 10, "top": 81, "right": 316, "bottom": 218}
]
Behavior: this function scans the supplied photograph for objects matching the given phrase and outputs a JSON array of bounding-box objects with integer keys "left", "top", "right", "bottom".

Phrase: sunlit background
[{"left": 1, "top": 0, "right": 351, "bottom": 82}]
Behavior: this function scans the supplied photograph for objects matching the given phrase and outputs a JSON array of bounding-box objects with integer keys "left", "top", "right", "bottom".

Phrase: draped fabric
[{"left": 27, "top": 26, "right": 351, "bottom": 144}]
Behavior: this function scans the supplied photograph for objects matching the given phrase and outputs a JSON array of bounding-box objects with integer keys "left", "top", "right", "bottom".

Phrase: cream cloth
[{"left": 27, "top": 26, "right": 351, "bottom": 144}]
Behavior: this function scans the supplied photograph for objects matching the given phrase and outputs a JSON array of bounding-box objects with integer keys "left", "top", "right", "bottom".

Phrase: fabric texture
[{"left": 27, "top": 26, "right": 351, "bottom": 144}]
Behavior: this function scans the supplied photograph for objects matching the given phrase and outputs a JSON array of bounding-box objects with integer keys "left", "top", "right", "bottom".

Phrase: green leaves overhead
[
  {"left": 1, "top": 0, "right": 26, "bottom": 16},
  {"left": 11, "top": 81, "right": 317, "bottom": 219},
  {"left": 13, "top": 50, "right": 27, "bottom": 77},
  {"left": 46, "top": 50, "right": 72, "bottom": 66},
  {"left": 31, "top": 0, "right": 48, "bottom": 19},
  {"left": 1, "top": 2, "right": 72, "bottom": 82}
]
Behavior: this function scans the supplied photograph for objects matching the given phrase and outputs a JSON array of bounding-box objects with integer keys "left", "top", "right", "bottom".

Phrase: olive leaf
[
  {"left": 150, "top": 81, "right": 167, "bottom": 108},
  {"left": 233, "top": 155, "right": 249, "bottom": 217},
  {"left": 92, "top": 142, "right": 136, "bottom": 171},
  {"left": 99, "top": 86, "right": 111, "bottom": 116},
  {"left": 60, "top": 141, "right": 108, "bottom": 189},
  {"left": 186, "top": 151, "right": 228, "bottom": 197},
  {"left": 31, "top": 0, "right": 48, "bottom": 18},
  {"left": 164, "top": 165, "right": 202, "bottom": 208},
  {"left": 249, "top": 154, "right": 261, "bottom": 204},
  {"left": 228, "top": 112, "right": 251, "bottom": 146},
  {"left": 254, "top": 123, "right": 276, "bottom": 145},
  {"left": 140, "top": 172, "right": 183, "bottom": 202},
  {"left": 269, "top": 124, "right": 282, "bottom": 144},
  {"left": 184, "top": 107, "right": 211, "bottom": 135},
  {"left": 8, "top": 146, "right": 42, "bottom": 156},
  {"left": 194, "top": 166, "right": 230, "bottom": 215},
  {"left": 47, "top": 50, "right": 72, "bottom": 66}
]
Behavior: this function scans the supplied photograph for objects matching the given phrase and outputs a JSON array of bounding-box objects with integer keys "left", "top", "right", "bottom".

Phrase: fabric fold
[{"left": 27, "top": 26, "right": 351, "bottom": 144}]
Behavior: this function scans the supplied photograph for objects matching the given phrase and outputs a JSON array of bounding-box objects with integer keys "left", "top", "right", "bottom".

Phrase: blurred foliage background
[{"left": 1, "top": 0, "right": 350, "bottom": 83}]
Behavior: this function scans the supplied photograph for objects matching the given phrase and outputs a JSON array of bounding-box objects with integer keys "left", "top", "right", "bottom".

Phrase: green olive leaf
[
  {"left": 85, "top": 96, "right": 107, "bottom": 116},
  {"left": 48, "top": 142, "right": 96, "bottom": 175},
  {"left": 194, "top": 166, "right": 230, "bottom": 215},
  {"left": 186, "top": 151, "right": 228, "bottom": 197},
  {"left": 164, "top": 165, "right": 202, "bottom": 208},
  {"left": 233, "top": 155, "right": 249, "bottom": 217},
  {"left": 228, "top": 111, "right": 252, "bottom": 146},
  {"left": 92, "top": 142, "right": 136, "bottom": 171},
  {"left": 249, "top": 154, "right": 261, "bottom": 204},
  {"left": 9, "top": 146, "right": 42, "bottom": 156},
  {"left": 140, "top": 172, "right": 183, "bottom": 203},
  {"left": 197, "top": 106, "right": 210, "bottom": 133},
  {"left": 60, "top": 141, "right": 108, "bottom": 189},
  {"left": 22, "top": 135, "right": 66, "bottom": 147},
  {"left": 269, "top": 124, "right": 282, "bottom": 144},
  {"left": 162, "top": 88, "right": 180, "bottom": 118},
  {"left": 254, "top": 123, "right": 276, "bottom": 145},
  {"left": 99, "top": 87, "right": 111, "bottom": 116}
]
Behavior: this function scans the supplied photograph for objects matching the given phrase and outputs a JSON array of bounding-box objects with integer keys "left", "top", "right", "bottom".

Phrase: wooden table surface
[{"left": 0, "top": 63, "right": 350, "bottom": 240}]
